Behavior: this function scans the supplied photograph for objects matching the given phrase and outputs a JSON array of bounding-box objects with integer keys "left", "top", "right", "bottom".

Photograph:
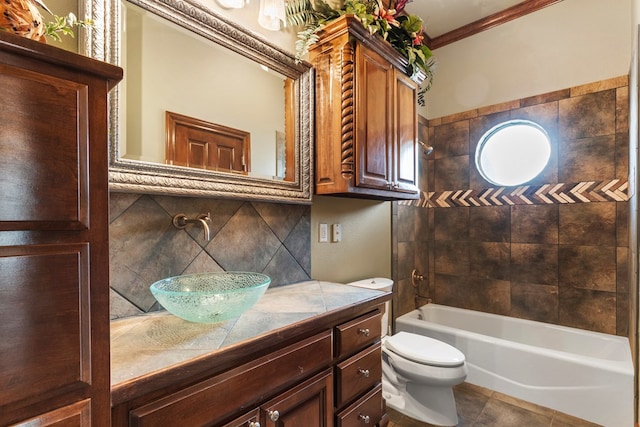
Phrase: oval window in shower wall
[{"left": 475, "top": 119, "right": 551, "bottom": 186}]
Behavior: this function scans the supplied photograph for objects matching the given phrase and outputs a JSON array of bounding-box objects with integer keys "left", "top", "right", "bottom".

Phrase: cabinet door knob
[
  {"left": 358, "top": 414, "right": 371, "bottom": 424},
  {"left": 357, "top": 368, "right": 370, "bottom": 378},
  {"left": 248, "top": 422, "right": 261, "bottom": 427},
  {"left": 357, "top": 328, "right": 370, "bottom": 337},
  {"left": 268, "top": 410, "right": 280, "bottom": 422}
]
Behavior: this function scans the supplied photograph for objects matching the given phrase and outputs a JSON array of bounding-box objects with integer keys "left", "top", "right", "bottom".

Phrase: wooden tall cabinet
[
  {"left": 310, "top": 15, "right": 423, "bottom": 200},
  {"left": 0, "top": 32, "right": 122, "bottom": 426}
]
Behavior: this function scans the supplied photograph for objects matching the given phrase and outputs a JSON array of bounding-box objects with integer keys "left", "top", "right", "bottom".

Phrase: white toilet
[{"left": 347, "top": 278, "right": 467, "bottom": 427}]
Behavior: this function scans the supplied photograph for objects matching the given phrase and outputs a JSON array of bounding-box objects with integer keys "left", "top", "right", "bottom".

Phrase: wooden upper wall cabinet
[
  {"left": 0, "top": 32, "right": 122, "bottom": 426},
  {"left": 310, "top": 15, "right": 422, "bottom": 200}
]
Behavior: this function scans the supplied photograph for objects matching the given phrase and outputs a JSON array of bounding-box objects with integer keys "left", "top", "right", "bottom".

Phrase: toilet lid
[{"left": 385, "top": 331, "right": 465, "bottom": 367}]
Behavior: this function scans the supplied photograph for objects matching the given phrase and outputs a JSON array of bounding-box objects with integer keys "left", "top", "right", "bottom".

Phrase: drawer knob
[
  {"left": 248, "top": 422, "right": 261, "bottom": 427},
  {"left": 358, "top": 414, "right": 371, "bottom": 424},
  {"left": 357, "top": 328, "right": 370, "bottom": 337},
  {"left": 357, "top": 368, "right": 370, "bottom": 378},
  {"left": 268, "top": 410, "right": 280, "bottom": 422}
]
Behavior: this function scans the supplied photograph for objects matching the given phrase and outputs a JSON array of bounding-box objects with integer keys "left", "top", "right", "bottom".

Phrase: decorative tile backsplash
[
  {"left": 109, "top": 193, "right": 311, "bottom": 319},
  {"left": 395, "top": 75, "right": 630, "bottom": 336}
]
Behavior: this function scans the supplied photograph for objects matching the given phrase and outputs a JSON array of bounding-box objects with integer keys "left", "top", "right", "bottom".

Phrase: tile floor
[{"left": 387, "top": 382, "right": 601, "bottom": 427}]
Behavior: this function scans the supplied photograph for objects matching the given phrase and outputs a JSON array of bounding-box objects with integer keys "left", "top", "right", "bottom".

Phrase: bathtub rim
[{"left": 397, "top": 304, "right": 633, "bottom": 376}]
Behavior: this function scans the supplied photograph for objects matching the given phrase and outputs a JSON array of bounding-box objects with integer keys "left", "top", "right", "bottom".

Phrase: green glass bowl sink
[{"left": 149, "top": 272, "right": 271, "bottom": 323}]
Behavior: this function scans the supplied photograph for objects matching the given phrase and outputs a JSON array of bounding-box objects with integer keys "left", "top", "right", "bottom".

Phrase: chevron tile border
[{"left": 400, "top": 179, "right": 629, "bottom": 208}]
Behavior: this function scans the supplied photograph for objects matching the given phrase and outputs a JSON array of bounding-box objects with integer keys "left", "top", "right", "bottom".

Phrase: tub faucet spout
[{"left": 172, "top": 213, "right": 211, "bottom": 241}]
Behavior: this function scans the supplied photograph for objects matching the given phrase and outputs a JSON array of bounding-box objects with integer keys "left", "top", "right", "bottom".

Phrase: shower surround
[{"left": 394, "top": 75, "right": 630, "bottom": 336}]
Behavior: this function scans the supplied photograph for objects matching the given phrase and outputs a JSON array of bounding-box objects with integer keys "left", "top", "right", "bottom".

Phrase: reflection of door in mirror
[
  {"left": 122, "top": 1, "right": 288, "bottom": 180},
  {"left": 165, "top": 111, "right": 250, "bottom": 174}
]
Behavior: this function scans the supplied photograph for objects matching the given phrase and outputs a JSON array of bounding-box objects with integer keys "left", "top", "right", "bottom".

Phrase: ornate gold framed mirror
[{"left": 81, "top": 0, "right": 313, "bottom": 203}]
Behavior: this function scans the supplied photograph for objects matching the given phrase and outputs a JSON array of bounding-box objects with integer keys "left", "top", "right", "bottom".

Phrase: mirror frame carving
[{"left": 80, "top": 0, "right": 314, "bottom": 203}]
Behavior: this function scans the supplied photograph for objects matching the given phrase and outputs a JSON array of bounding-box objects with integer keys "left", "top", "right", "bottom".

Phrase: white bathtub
[{"left": 395, "top": 304, "right": 634, "bottom": 427}]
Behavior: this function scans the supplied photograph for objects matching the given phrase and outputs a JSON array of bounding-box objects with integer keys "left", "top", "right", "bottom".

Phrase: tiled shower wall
[
  {"left": 109, "top": 193, "right": 311, "bottom": 319},
  {"left": 395, "top": 76, "right": 630, "bottom": 336}
]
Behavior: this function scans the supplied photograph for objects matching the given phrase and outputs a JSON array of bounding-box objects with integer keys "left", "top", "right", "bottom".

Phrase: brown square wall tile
[
  {"left": 396, "top": 277, "right": 417, "bottom": 317},
  {"left": 616, "top": 132, "right": 630, "bottom": 179},
  {"left": 469, "top": 206, "right": 510, "bottom": 242},
  {"left": 559, "top": 90, "right": 615, "bottom": 140},
  {"left": 466, "top": 276, "right": 511, "bottom": 315},
  {"left": 511, "top": 243, "right": 558, "bottom": 286},
  {"left": 415, "top": 208, "right": 430, "bottom": 242},
  {"left": 617, "top": 246, "right": 629, "bottom": 294},
  {"left": 617, "top": 294, "right": 629, "bottom": 336},
  {"left": 434, "top": 207, "right": 469, "bottom": 241},
  {"left": 558, "top": 245, "right": 616, "bottom": 292},
  {"left": 616, "top": 85, "right": 629, "bottom": 133},
  {"left": 434, "top": 273, "right": 469, "bottom": 307},
  {"left": 397, "top": 204, "right": 417, "bottom": 243},
  {"left": 511, "top": 204, "right": 559, "bottom": 244},
  {"left": 558, "top": 287, "right": 616, "bottom": 334},
  {"left": 433, "top": 120, "right": 469, "bottom": 158},
  {"left": 433, "top": 274, "right": 511, "bottom": 315},
  {"left": 434, "top": 240, "right": 470, "bottom": 276},
  {"left": 469, "top": 242, "right": 510, "bottom": 281},
  {"left": 559, "top": 202, "right": 616, "bottom": 246},
  {"left": 617, "top": 201, "right": 629, "bottom": 247},
  {"left": 511, "top": 282, "right": 558, "bottom": 323},
  {"left": 434, "top": 155, "right": 470, "bottom": 191},
  {"left": 558, "top": 135, "right": 616, "bottom": 182},
  {"left": 398, "top": 240, "right": 416, "bottom": 281}
]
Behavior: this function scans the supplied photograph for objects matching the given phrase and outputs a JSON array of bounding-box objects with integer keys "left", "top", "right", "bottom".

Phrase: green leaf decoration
[{"left": 285, "top": 0, "right": 436, "bottom": 94}]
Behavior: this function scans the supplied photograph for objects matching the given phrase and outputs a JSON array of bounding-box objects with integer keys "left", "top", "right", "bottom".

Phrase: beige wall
[
  {"left": 422, "top": 0, "right": 632, "bottom": 119},
  {"left": 311, "top": 196, "right": 391, "bottom": 283}
]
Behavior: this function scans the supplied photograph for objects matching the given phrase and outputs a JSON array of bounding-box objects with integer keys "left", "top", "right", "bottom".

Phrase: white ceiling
[{"left": 404, "top": 0, "right": 525, "bottom": 38}]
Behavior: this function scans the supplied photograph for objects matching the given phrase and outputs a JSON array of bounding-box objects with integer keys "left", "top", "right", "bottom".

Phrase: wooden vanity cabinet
[
  {"left": 111, "top": 302, "right": 389, "bottom": 427},
  {"left": 310, "top": 15, "right": 422, "bottom": 201},
  {"left": 334, "top": 311, "right": 384, "bottom": 426},
  {"left": 224, "top": 369, "right": 333, "bottom": 427},
  {"left": 260, "top": 369, "right": 334, "bottom": 426},
  {"left": 0, "top": 32, "right": 122, "bottom": 426},
  {"left": 126, "top": 331, "right": 334, "bottom": 426}
]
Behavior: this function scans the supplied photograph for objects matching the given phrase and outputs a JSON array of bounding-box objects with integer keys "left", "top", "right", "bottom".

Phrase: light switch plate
[
  {"left": 319, "top": 223, "right": 328, "bottom": 243},
  {"left": 332, "top": 223, "right": 342, "bottom": 242}
]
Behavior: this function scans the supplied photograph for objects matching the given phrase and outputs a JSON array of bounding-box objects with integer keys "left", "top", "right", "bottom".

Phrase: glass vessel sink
[{"left": 149, "top": 272, "right": 271, "bottom": 323}]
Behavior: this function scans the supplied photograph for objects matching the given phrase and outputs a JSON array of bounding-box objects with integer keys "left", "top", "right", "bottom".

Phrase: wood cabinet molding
[{"left": 310, "top": 15, "right": 421, "bottom": 200}]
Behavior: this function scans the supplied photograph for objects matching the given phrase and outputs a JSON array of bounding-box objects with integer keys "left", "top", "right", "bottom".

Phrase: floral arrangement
[{"left": 286, "top": 0, "right": 435, "bottom": 96}]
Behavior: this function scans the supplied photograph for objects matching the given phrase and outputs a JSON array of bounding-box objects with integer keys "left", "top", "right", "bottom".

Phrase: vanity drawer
[
  {"left": 335, "top": 311, "right": 382, "bottom": 358},
  {"left": 221, "top": 408, "right": 260, "bottom": 427},
  {"left": 336, "top": 384, "right": 383, "bottom": 427},
  {"left": 336, "top": 343, "right": 381, "bottom": 407},
  {"left": 129, "top": 331, "right": 332, "bottom": 426}
]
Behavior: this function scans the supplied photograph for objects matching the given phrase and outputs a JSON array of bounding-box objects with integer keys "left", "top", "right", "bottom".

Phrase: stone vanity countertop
[{"left": 110, "top": 280, "right": 389, "bottom": 403}]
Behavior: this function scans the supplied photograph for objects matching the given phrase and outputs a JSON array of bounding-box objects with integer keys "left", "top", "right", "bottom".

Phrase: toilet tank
[{"left": 346, "top": 278, "right": 393, "bottom": 337}]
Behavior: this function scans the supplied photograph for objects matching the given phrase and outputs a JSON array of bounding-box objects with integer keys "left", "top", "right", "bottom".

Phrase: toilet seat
[{"left": 385, "top": 331, "right": 465, "bottom": 367}]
